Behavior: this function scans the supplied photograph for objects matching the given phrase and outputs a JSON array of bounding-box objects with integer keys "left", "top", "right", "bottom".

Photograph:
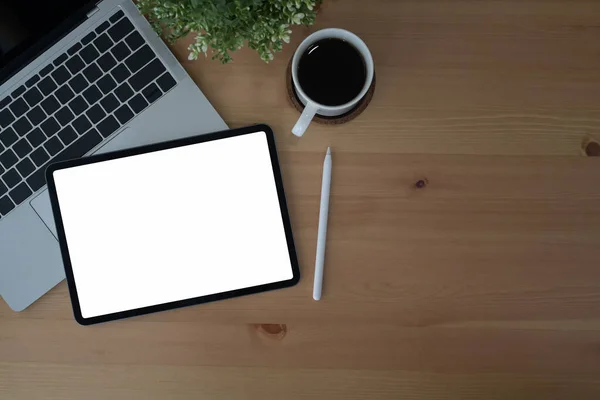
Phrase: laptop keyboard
[{"left": 0, "top": 9, "right": 177, "bottom": 219}]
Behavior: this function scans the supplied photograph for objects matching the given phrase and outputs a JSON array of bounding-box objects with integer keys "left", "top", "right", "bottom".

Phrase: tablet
[{"left": 46, "top": 124, "right": 299, "bottom": 325}]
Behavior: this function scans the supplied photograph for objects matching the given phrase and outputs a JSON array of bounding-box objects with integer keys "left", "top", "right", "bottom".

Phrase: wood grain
[{"left": 3, "top": 0, "right": 600, "bottom": 398}]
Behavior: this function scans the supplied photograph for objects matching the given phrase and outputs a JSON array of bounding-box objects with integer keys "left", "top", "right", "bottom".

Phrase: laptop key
[
  {"left": 16, "top": 158, "right": 35, "bottom": 178},
  {"left": 25, "top": 169, "right": 46, "bottom": 192},
  {"left": 80, "top": 45, "right": 100, "bottom": 64},
  {"left": 53, "top": 53, "right": 68, "bottom": 66},
  {"left": 51, "top": 65, "right": 72, "bottom": 85},
  {"left": 81, "top": 31, "right": 97, "bottom": 45},
  {"left": 0, "top": 109, "right": 16, "bottom": 128},
  {"left": 156, "top": 72, "right": 176, "bottom": 92},
  {"left": 111, "top": 64, "right": 131, "bottom": 83},
  {"left": 68, "top": 95, "right": 89, "bottom": 115},
  {"left": 26, "top": 106, "right": 46, "bottom": 126},
  {"left": 65, "top": 55, "right": 85, "bottom": 74},
  {"left": 108, "top": 17, "right": 134, "bottom": 42},
  {"left": 40, "top": 117, "right": 61, "bottom": 137},
  {"left": 55, "top": 85, "right": 75, "bottom": 103},
  {"left": 9, "top": 98, "right": 30, "bottom": 118},
  {"left": 100, "top": 93, "right": 119, "bottom": 114},
  {"left": 26, "top": 128, "right": 45, "bottom": 147},
  {"left": 97, "top": 52, "right": 117, "bottom": 72},
  {"left": 25, "top": 74, "right": 41, "bottom": 88},
  {"left": 0, "top": 149, "right": 18, "bottom": 170},
  {"left": 111, "top": 42, "right": 131, "bottom": 62},
  {"left": 82, "top": 63, "right": 103, "bottom": 83},
  {"left": 97, "top": 115, "right": 119, "bottom": 138},
  {"left": 128, "top": 93, "right": 148, "bottom": 114},
  {"left": 40, "top": 95, "right": 61, "bottom": 115},
  {"left": 114, "top": 104, "right": 134, "bottom": 124},
  {"left": 129, "top": 59, "right": 166, "bottom": 91},
  {"left": 0, "top": 196, "right": 15, "bottom": 216},
  {"left": 0, "top": 180, "right": 6, "bottom": 197},
  {"left": 82, "top": 85, "right": 103, "bottom": 105},
  {"left": 72, "top": 115, "right": 92, "bottom": 134},
  {"left": 13, "top": 138, "right": 32, "bottom": 158},
  {"left": 39, "top": 64, "right": 54, "bottom": 77},
  {"left": 94, "top": 33, "right": 113, "bottom": 53},
  {"left": 125, "top": 45, "right": 155, "bottom": 73},
  {"left": 115, "top": 83, "right": 134, "bottom": 102},
  {"left": 68, "top": 74, "right": 89, "bottom": 94},
  {"left": 1, "top": 127, "right": 18, "bottom": 147},
  {"left": 0, "top": 97, "right": 11, "bottom": 109},
  {"left": 9, "top": 182, "right": 32, "bottom": 205},
  {"left": 58, "top": 126, "right": 77, "bottom": 145},
  {"left": 68, "top": 42, "right": 83, "bottom": 55},
  {"left": 110, "top": 10, "right": 124, "bottom": 23},
  {"left": 86, "top": 104, "right": 106, "bottom": 124},
  {"left": 38, "top": 77, "right": 58, "bottom": 96},
  {"left": 124, "top": 31, "right": 144, "bottom": 51},
  {"left": 23, "top": 87, "right": 43, "bottom": 107},
  {"left": 13, "top": 118, "right": 33, "bottom": 136},
  {"left": 44, "top": 137, "right": 63, "bottom": 156},
  {"left": 97, "top": 75, "right": 117, "bottom": 94},
  {"left": 95, "top": 21, "right": 110, "bottom": 34},
  {"left": 11, "top": 85, "right": 26, "bottom": 98},
  {"left": 2, "top": 168, "right": 20, "bottom": 188},
  {"left": 142, "top": 82, "right": 162, "bottom": 104},
  {"left": 55, "top": 107, "right": 75, "bottom": 126},
  {"left": 31, "top": 147, "right": 50, "bottom": 167}
]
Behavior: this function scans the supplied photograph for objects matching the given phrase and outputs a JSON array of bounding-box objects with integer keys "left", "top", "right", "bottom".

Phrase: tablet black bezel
[{"left": 45, "top": 124, "right": 300, "bottom": 325}]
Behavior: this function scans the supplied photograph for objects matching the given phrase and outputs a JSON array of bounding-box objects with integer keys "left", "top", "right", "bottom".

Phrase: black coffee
[{"left": 297, "top": 38, "right": 366, "bottom": 106}]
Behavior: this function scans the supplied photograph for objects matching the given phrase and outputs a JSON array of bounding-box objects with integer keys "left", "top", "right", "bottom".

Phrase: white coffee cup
[{"left": 291, "top": 28, "right": 374, "bottom": 137}]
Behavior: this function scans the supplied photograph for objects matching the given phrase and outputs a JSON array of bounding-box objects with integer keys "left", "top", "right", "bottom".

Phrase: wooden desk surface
[{"left": 3, "top": 1, "right": 600, "bottom": 398}]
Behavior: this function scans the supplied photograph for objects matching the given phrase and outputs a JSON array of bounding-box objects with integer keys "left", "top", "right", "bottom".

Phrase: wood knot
[
  {"left": 254, "top": 324, "right": 287, "bottom": 340},
  {"left": 584, "top": 141, "right": 600, "bottom": 157},
  {"left": 414, "top": 178, "right": 428, "bottom": 189}
]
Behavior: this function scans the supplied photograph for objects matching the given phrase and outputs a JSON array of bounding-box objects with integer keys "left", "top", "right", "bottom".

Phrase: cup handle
[{"left": 292, "top": 101, "right": 319, "bottom": 137}]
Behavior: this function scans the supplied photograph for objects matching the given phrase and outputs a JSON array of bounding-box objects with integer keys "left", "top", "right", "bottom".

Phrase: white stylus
[{"left": 313, "top": 147, "right": 332, "bottom": 301}]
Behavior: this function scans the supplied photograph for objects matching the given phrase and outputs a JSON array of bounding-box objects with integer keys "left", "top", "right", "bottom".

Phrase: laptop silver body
[{"left": 0, "top": 0, "right": 227, "bottom": 311}]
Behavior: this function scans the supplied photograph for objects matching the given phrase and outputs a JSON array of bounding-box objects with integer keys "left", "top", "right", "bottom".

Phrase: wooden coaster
[{"left": 286, "top": 57, "right": 376, "bottom": 125}]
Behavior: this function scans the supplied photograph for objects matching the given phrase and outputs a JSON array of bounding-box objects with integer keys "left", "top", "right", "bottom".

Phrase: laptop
[{"left": 0, "top": 0, "right": 228, "bottom": 311}]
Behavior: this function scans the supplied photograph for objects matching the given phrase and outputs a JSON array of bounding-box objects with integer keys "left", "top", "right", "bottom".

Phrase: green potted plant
[{"left": 137, "top": 0, "right": 322, "bottom": 63}]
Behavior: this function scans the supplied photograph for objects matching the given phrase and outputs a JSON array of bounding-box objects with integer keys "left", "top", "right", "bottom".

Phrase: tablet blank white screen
[{"left": 52, "top": 131, "right": 293, "bottom": 318}]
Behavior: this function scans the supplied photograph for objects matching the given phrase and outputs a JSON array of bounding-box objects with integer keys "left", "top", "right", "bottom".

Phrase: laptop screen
[{"left": 0, "top": 0, "right": 94, "bottom": 83}]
